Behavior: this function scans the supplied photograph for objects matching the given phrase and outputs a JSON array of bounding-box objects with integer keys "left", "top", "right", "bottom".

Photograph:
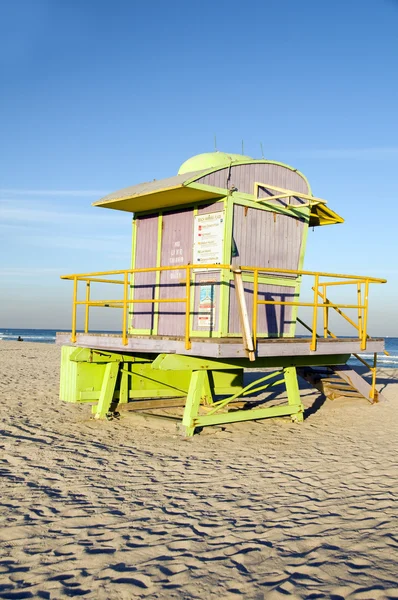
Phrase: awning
[
  {"left": 93, "top": 170, "right": 223, "bottom": 213},
  {"left": 309, "top": 204, "right": 344, "bottom": 227}
]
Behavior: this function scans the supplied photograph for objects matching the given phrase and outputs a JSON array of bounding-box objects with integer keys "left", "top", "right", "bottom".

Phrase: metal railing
[
  {"left": 245, "top": 266, "right": 385, "bottom": 352},
  {"left": 61, "top": 264, "right": 386, "bottom": 353},
  {"left": 253, "top": 182, "right": 328, "bottom": 209}
]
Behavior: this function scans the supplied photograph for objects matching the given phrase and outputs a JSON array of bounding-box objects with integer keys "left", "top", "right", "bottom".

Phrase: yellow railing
[
  {"left": 61, "top": 264, "right": 386, "bottom": 353},
  {"left": 245, "top": 266, "right": 385, "bottom": 352},
  {"left": 253, "top": 182, "right": 328, "bottom": 209}
]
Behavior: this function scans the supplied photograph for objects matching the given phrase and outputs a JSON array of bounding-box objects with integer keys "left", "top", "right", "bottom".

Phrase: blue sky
[{"left": 1, "top": 0, "right": 397, "bottom": 334}]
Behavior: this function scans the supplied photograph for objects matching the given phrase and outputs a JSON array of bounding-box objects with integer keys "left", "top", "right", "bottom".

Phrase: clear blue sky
[{"left": 1, "top": 0, "right": 397, "bottom": 334}]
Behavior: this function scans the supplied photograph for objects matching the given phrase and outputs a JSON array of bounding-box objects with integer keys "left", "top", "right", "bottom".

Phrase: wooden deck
[{"left": 56, "top": 332, "right": 385, "bottom": 359}]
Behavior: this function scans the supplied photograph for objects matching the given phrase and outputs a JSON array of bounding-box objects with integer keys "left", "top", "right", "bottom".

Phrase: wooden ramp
[{"left": 298, "top": 365, "right": 387, "bottom": 404}]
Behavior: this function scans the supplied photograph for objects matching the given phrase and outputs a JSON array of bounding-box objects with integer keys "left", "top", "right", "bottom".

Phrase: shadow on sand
[{"left": 240, "top": 366, "right": 398, "bottom": 419}]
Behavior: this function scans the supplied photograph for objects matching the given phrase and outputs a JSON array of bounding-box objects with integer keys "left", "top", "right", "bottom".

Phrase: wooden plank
[
  {"left": 324, "top": 384, "right": 354, "bottom": 391},
  {"left": 327, "top": 390, "right": 364, "bottom": 398},
  {"left": 298, "top": 365, "right": 387, "bottom": 404},
  {"left": 256, "top": 339, "right": 384, "bottom": 357},
  {"left": 57, "top": 332, "right": 384, "bottom": 345},
  {"left": 332, "top": 366, "right": 387, "bottom": 403},
  {"left": 55, "top": 333, "right": 385, "bottom": 360},
  {"left": 232, "top": 270, "right": 255, "bottom": 361},
  {"left": 119, "top": 398, "right": 186, "bottom": 411}
]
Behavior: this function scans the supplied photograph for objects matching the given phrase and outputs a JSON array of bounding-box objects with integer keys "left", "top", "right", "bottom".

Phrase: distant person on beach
[{"left": 17, "top": 336, "right": 23, "bottom": 342}]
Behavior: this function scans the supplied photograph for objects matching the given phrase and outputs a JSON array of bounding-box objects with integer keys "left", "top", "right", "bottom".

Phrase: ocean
[
  {"left": 1, "top": 328, "right": 397, "bottom": 368},
  {"left": 0, "top": 328, "right": 119, "bottom": 344}
]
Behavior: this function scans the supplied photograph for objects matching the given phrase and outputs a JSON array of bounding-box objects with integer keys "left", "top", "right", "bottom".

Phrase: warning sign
[
  {"left": 193, "top": 210, "right": 224, "bottom": 268},
  {"left": 198, "top": 284, "right": 215, "bottom": 328}
]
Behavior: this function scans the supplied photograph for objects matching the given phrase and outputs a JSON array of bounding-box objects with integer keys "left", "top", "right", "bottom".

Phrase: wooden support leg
[
  {"left": 119, "top": 364, "right": 129, "bottom": 405},
  {"left": 94, "top": 362, "right": 119, "bottom": 419},
  {"left": 182, "top": 371, "right": 212, "bottom": 437},
  {"left": 284, "top": 366, "right": 304, "bottom": 422}
]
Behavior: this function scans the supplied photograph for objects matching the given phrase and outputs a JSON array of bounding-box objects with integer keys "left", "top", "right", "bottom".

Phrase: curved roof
[{"left": 94, "top": 154, "right": 343, "bottom": 226}]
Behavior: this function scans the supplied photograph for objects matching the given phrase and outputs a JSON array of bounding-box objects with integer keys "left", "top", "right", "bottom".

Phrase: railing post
[
  {"left": 84, "top": 282, "right": 90, "bottom": 333},
  {"left": 310, "top": 274, "right": 319, "bottom": 351},
  {"left": 122, "top": 271, "right": 128, "bottom": 346},
  {"left": 252, "top": 269, "right": 258, "bottom": 350},
  {"left": 361, "top": 279, "right": 369, "bottom": 350},
  {"left": 370, "top": 352, "right": 377, "bottom": 401},
  {"left": 71, "top": 276, "right": 78, "bottom": 343},
  {"left": 322, "top": 284, "right": 328, "bottom": 338},
  {"left": 357, "top": 283, "right": 363, "bottom": 340},
  {"left": 185, "top": 266, "right": 192, "bottom": 350}
]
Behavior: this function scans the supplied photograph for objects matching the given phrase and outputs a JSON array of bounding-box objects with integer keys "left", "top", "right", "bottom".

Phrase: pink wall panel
[
  {"left": 131, "top": 214, "right": 158, "bottom": 331},
  {"left": 195, "top": 163, "right": 309, "bottom": 196},
  {"left": 231, "top": 205, "right": 305, "bottom": 272},
  {"left": 158, "top": 209, "right": 194, "bottom": 336},
  {"left": 228, "top": 282, "right": 297, "bottom": 335}
]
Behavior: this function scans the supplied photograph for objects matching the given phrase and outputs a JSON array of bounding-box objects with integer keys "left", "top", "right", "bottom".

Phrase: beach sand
[{"left": 1, "top": 340, "right": 398, "bottom": 599}]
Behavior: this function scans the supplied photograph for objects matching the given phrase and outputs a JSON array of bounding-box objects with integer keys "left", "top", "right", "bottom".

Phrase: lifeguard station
[{"left": 57, "top": 152, "right": 387, "bottom": 435}]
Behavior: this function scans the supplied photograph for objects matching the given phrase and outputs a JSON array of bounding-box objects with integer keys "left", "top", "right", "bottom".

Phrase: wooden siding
[
  {"left": 158, "top": 209, "right": 194, "bottom": 336},
  {"left": 197, "top": 201, "right": 224, "bottom": 215},
  {"left": 195, "top": 163, "right": 310, "bottom": 196},
  {"left": 231, "top": 204, "right": 305, "bottom": 272},
  {"left": 131, "top": 214, "right": 158, "bottom": 331},
  {"left": 130, "top": 172, "right": 307, "bottom": 338},
  {"left": 228, "top": 282, "right": 298, "bottom": 336}
]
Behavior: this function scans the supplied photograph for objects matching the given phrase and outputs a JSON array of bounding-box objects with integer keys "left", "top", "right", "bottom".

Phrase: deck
[{"left": 56, "top": 332, "right": 385, "bottom": 359}]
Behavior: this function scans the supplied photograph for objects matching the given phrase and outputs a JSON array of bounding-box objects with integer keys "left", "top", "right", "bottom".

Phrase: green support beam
[
  {"left": 182, "top": 370, "right": 213, "bottom": 437},
  {"left": 152, "top": 353, "right": 351, "bottom": 371},
  {"left": 94, "top": 362, "right": 119, "bottom": 419},
  {"left": 60, "top": 346, "right": 351, "bottom": 435},
  {"left": 194, "top": 403, "right": 302, "bottom": 429},
  {"left": 181, "top": 365, "right": 304, "bottom": 436},
  {"left": 284, "top": 366, "right": 304, "bottom": 422}
]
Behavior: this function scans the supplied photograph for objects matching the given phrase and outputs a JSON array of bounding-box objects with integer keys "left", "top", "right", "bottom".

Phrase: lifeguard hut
[{"left": 57, "top": 152, "right": 387, "bottom": 435}]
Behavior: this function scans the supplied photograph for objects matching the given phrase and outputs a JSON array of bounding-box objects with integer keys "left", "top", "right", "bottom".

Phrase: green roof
[{"left": 178, "top": 151, "right": 252, "bottom": 174}]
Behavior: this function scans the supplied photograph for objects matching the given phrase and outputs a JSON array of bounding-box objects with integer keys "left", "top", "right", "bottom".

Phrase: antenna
[
  {"left": 260, "top": 142, "right": 264, "bottom": 158},
  {"left": 214, "top": 135, "right": 217, "bottom": 151},
  {"left": 241, "top": 140, "right": 244, "bottom": 155}
]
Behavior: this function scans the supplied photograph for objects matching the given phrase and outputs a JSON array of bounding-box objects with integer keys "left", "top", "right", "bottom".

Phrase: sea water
[
  {"left": 0, "top": 328, "right": 61, "bottom": 344},
  {"left": 0, "top": 329, "right": 119, "bottom": 344},
  {"left": 1, "top": 328, "right": 397, "bottom": 368}
]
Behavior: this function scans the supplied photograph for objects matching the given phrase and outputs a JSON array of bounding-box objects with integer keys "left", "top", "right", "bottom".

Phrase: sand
[{"left": 1, "top": 340, "right": 398, "bottom": 599}]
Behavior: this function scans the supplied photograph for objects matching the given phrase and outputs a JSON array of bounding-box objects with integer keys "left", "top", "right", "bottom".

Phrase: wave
[
  {"left": 373, "top": 359, "right": 398, "bottom": 364},
  {"left": 19, "top": 335, "right": 55, "bottom": 340},
  {"left": 0, "top": 335, "right": 56, "bottom": 342},
  {"left": 349, "top": 357, "right": 398, "bottom": 367},
  {"left": 355, "top": 353, "right": 398, "bottom": 359}
]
